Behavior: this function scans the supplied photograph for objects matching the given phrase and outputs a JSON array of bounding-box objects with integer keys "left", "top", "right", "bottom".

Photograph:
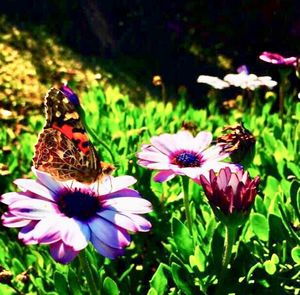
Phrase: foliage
[{"left": 0, "top": 74, "right": 299, "bottom": 294}]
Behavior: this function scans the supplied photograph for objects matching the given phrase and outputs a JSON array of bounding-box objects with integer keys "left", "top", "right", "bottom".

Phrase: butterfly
[{"left": 33, "top": 87, "right": 114, "bottom": 184}]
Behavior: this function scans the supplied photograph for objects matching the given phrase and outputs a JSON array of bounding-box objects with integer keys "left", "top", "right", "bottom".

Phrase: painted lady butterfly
[{"left": 33, "top": 87, "right": 114, "bottom": 184}]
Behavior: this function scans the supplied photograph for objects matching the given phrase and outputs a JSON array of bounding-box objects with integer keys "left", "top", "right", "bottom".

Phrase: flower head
[
  {"left": 199, "top": 168, "right": 259, "bottom": 217},
  {"left": 137, "top": 131, "right": 241, "bottom": 182},
  {"left": 60, "top": 85, "right": 80, "bottom": 107},
  {"left": 216, "top": 123, "right": 256, "bottom": 166},
  {"left": 223, "top": 69, "right": 277, "bottom": 90},
  {"left": 197, "top": 67, "right": 277, "bottom": 90},
  {"left": 259, "top": 51, "right": 298, "bottom": 67},
  {"left": 1, "top": 168, "right": 152, "bottom": 264}
]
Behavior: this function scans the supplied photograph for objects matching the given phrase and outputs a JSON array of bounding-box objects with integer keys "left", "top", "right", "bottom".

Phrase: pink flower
[
  {"left": 137, "top": 131, "right": 241, "bottom": 182},
  {"left": 199, "top": 168, "right": 260, "bottom": 215},
  {"left": 1, "top": 168, "right": 152, "bottom": 264},
  {"left": 259, "top": 52, "right": 298, "bottom": 67}
]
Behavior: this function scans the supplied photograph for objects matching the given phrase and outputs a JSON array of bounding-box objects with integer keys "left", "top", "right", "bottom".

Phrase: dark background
[{"left": 1, "top": 0, "right": 300, "bottom": 102}]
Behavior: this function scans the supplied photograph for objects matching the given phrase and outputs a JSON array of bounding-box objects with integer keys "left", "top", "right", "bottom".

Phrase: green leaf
[
  {"left": 171, "top": 263, "right": 199, "bottom": 295},
  {"left": 263, "top": 176, "right": 280, "bottom": 204},
  {"left": 68, "top": 269, "right": 82, "bottom": 295},
  {"left": 269, "top": 214, "right": 291, "bottom": 243},
  {"left": 54, "top": 271, "right": 69, "bottom": 294},
  {"left": 103, "top": 277, "right": 119, "bottom": 295},
  {"left": 172, "top": 217, "right": 194, "bottom": 259},
  {"left": 147, "top": 288, "right": 158, "bottom": 295},
  {"left": 263, "top": 260, "right": 276, "bottom": 275},
  {"left": 11, "top": 258, "right": 24, "bottom": 274},
  {"left": 189, "top": 246, "right": 206, "bottom": 273},
  {"left": 290, "top": 181, "right": 300, "bottom": 219},
  {"left": 250, "top": 213, "right": 269, "bottom": 242},
  {"left": 291, "top": 246, "right": 300, "bottom": 264},
  {"left": 149, "top": 263, "right": 168, "bottom": 295}
]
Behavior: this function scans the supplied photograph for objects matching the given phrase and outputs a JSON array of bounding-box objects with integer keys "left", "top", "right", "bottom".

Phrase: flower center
[
  {"left": 57, "top": 189, "right": 100, "bottom": 221},
  {"left": 172, "top": 151, "right": 202, "bottom": 168}
]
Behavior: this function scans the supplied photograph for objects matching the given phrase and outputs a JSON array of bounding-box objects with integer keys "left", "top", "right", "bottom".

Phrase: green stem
[
  {"left": 181, "top": 176, "right": 192, "bottom": 234},
  {"left": 78, "top": 251, "right": 100, "bottom": 295},
  {"left": 216, "top": 223, "right": 238, "bottom": 294},
  {"left": 79, "top": 105, "right": 115, "bottom": 163}
]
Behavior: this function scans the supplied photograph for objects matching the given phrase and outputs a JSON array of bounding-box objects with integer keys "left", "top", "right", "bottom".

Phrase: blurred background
[{"left": 0, "top": 0, "right": 300, "bottom": 109}]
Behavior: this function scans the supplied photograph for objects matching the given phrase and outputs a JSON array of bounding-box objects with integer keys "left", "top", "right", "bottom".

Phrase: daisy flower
[
  {"left": 223, "top": 66, "right": 277, "bottom": 90},
  {"left": 1, "top": 168, "right": 152, "bottom": 264},
  {"left": 199, "top": 167, "right": 260, "bottom": 216},
  {"left": 197, "top": 66, "right": 277, "bottom": 90},
  {"left": 137, "top": 130, "right": 241, "bottom": 182},
  {"left": 259, "top": 51, "right": 297, "bottom": 67}
]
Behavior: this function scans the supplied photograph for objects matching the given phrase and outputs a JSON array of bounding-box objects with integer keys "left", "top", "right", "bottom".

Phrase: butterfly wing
[{"left": 33, "top": 87, "right": 102, "bottom": 183}]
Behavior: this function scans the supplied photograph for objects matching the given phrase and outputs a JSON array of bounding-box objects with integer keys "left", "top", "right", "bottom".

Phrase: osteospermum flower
[
  {"left": 137, "top": 131, "right": 241, "bottom": 182},
  {"left": 197, "top": 66, "right": 277, "bottom": 90},
  {"left": 199, "top": 168, "right": 260, "bottom": 216},
  {"left": 223, "top": 66, "right": 277, "bottom": 90},
  {"left": 259, "top": 51, "right": 298, "bottom": 67},
  {"left": 1, "top": 168, "right": 152, "bottom": 264}
]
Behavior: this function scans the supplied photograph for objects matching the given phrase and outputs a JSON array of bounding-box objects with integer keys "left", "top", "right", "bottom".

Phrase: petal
[
  {"left": 122, "top": 212, "right": 152, "bottom": 232},
  {"left": 180, "top": 167, "right": 203, "bottom": 179},
  {"left": 141, "top": 162, "right": 170, "bottom": 169},
  {"left": 88, "top": 217, "right": 131, "bottom": 249},
  {"left": 153, "top": 170, "right": 176, "bottom": 182},
  {"left": 31, "top": 216, "right": 63, "bottom": 244},
  {"left": 97, "top": 210, "right": 140, "bottom": 232},
  {"left": 1, "top": 212, "right": 32, "bottom": 228},
  {"left": 217, "top": 169, "right": 230, "bottom": 190},
  {"left": 97, "top": 210, "right": 151, "bottom": 232},
  {"left": 201, "top": 145, "right": 227, "bottom": 161},
  {"left": 137, "top": 150, "right": 169, "bottom": 163},
  {"left": 102, "top": 197, "right": 152, "bottom": 214},
  {"left": 101, "top": 188, "right": 141, "bottom": 200},
  {"left": 173, "top": 131, "right": 194, "bottom": 151},
  {"left": 32, "top": 167, "right": 64, "bottom": 194},
  {"left": 18, "top": 221, "right": 39, "bottom": 244},
  {"left": 9, "top": 199, "right": 59, "bottom": 219},
  {"left": 1, "top": 192, "right": 32, "bottom": 205},
  {"left": 49, "top": 241, "right": 79, "bottom": 264},
  {"left": 14, "top": 179, "right": 56, "bottom": 201},
  {"left": 94, "top": 176, "right": 137, "bottom": 196},
  {"left": 193, "top": 131, "right": 212, "bottom": 152},
  {"left": 91, "top": 233, "right": 125, "bottom": 259},
  {"left": 60, "top": 217, "right": 90, "bottom": 250},
  {"left": 151, "top": 134, "right": 178, "bottom": 155}
]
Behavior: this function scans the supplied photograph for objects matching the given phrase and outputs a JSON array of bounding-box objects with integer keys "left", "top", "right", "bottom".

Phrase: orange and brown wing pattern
[{"left": 33, "top": 87, "right": 102, "bottom": 183}]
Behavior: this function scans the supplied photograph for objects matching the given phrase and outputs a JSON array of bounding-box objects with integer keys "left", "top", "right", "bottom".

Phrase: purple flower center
[
  {"left": 57, "top": 189, "right": 99, "bottom": 220},
  {"left": 173, "top": 151, "right": 201, "bottom": 168}
]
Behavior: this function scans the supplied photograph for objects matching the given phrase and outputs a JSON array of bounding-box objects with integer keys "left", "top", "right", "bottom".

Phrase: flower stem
[
  {"left": 78, "top": 251, "right": 101, "bottom": 295},
  {"left": 181, "top": 176, "right": 192, "bottom": 234},
  {"left": 216, "top": 223, "right": 238, "bottom": 294}
]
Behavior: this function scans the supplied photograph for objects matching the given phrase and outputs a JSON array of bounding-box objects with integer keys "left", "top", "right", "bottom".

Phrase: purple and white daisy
[
  {"left": 137, "top": 130, "right": 241, "bottom": 182},
  {"left": 1, "top": 168, "right": 152, "bottom": 264},
  {"left": 259, "top": 51, "right": 298, "bottom": 67}
]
